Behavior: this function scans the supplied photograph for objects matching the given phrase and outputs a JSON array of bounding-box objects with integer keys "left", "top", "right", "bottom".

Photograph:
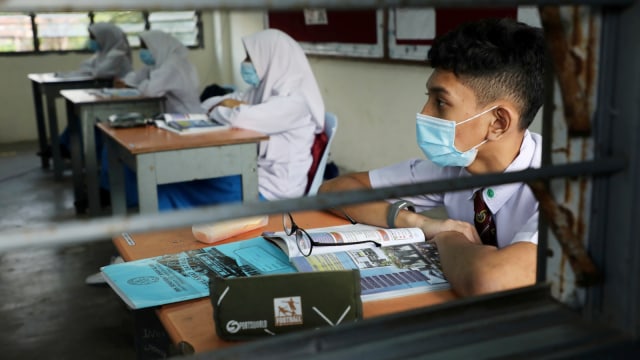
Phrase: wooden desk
[
  {"left": 99, "top": 123, "right": 268, "bottom": 214},
  {"left": 28, "top": 73, "right": 111, "bottom": 179},
  {"left": 112, "top": 211, "right": 458, "bottom": 353},
  {"left": 61, "top": 89, "right": 165, "bottom": 216}
]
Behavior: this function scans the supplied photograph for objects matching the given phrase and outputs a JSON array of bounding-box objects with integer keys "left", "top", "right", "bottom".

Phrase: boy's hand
[
  {"left": 419, "top": 217, "right": 481, "bottom": 245},
  {"left": 207, "top": 98, "right": 246, "bottom": 113},
  {"left": 219, "top": 98, "right": 246, "bottom": 108},
  {"left": 113, "top": 78, "right": 128, "bottom": 88}
]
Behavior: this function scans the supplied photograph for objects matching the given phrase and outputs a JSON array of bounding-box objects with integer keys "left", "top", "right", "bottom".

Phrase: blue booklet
[{"left": 101, "top": 237, "right": 296, "bottom": 309}]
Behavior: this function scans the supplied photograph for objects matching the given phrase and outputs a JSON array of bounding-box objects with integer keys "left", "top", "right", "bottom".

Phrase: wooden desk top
[
  {"left": 60, "top": 88, "right": 164, "bottom": 105},
  {"left": 97, "top": 123, "right": 269, "bottom": 155},
  {"left": 28, "top": 72, "right": 107, "bottom": 84},
  {"left": 113, "top": 211, "right": 347, "bottom": 261},
  {"left": 112, "top": 211, "right": 458, "bottom": 353}
]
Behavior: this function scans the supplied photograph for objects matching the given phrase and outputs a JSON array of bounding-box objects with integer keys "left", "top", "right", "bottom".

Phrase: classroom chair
[{"left": 306, "top": 112, "right": 338, "bottom": 196}]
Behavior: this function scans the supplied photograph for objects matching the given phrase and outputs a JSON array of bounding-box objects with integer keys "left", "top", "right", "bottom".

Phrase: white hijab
[
  {"left": 90, "top": 22, "right": 132, "bottom": 65},
  {"left": 132, "top": 30, "right": 201, "bottom": 113},
  {"left": 242, "top": 29, "right": 325, "bottom": 133},
  {"left": 66, "top": 22, "right": 132, "bottom": 78},
  {"left": 139, "top": 30, "right": 190, "bottom": 67}
]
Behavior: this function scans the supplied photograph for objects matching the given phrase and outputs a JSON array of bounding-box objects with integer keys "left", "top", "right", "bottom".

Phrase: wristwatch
[{"left": 387, "top": 200, "right": 416, "bottom": 228}]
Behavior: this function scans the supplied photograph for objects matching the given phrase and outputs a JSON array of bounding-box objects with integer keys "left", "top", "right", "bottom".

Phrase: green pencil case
[{"left": 209, "top": 270, "right": 363, "bottom": 341}]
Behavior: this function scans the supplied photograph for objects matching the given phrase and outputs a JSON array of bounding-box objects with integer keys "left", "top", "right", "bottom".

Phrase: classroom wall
[{"left": 311, "top": 57, "right": 431, "bottom": 171}]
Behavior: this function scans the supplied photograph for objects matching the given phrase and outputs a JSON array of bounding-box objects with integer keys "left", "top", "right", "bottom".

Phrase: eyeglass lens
[
  {"left": 296, "top": 230, "right": 313, "bottom": 256},
  {"left": 282, "top": 213, "right": 295, "bottom": 236}
]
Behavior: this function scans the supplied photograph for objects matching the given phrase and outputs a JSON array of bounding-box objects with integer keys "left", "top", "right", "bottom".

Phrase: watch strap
[{"left": 387, "top": 200, "right": 416, "bottom": 228}]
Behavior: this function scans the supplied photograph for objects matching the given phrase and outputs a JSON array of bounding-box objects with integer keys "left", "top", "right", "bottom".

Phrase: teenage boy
[{"left": 319, "top": 18, "right": 547, "bottom": 296}]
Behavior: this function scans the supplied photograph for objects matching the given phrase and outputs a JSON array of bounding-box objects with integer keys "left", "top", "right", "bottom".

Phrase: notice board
[
  {"left": 267, "top": 9, "right": 384, "bottom": 58},
  {"left": 267, "top": 7, "right": 518, "bottom": 62}
]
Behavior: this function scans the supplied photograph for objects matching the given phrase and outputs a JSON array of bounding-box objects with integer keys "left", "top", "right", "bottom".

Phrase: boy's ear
[{"left": 487, "top": 106, "right": 516, "bottom": 140}]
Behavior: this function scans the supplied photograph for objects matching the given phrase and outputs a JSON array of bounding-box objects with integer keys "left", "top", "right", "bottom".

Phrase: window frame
[{"left": 0, "top": 10, "right": 203, "bottom": 56}]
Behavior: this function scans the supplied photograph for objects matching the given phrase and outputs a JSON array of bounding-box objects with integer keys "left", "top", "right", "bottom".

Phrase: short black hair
[{"left": 428, "top": 18, "right": 547, "bottom": 130}]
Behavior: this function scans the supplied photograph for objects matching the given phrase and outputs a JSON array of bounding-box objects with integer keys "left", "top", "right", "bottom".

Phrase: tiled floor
[{"left": 0, "top": 141, "right": 137, "bottom": 359}]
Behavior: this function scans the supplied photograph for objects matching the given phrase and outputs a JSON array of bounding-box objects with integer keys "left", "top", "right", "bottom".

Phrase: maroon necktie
[{"left": 473, "top": 190, "right": 497, "bottom": 246}]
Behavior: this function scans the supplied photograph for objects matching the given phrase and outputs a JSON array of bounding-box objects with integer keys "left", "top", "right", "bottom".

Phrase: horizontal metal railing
[
  {"left": 0, "top": 0, "right": 634, "bottom": 12},
  {"left": 0, "top": 157, "right": 625, "bottom": 253}
]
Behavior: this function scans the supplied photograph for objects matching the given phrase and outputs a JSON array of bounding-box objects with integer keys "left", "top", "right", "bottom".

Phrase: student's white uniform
[
  {"left": 123, "top": 30, "right": 202, "bottom": 113},
  {"left": 202, "top": 29, "right": 325, "bottom": 200},
  {"left": 369, "top": 131, "right": 541, "bottom": 248},
  {"left": 58, "top": 23, "right": 133, "bottom": 152},
  {"left": 100, "top": 31, "right": 203, "bottom": 209},
  {"left": 64, "top": 22, "right": 132, "bottom": 79}
]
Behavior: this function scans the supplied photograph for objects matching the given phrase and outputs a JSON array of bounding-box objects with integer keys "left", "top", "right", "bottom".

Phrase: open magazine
[
  {"left": 154, "top": 113, "right": 230, "bottom": 135},
  {"left": 264, "top": 224, "right": 425, "bottom": 258},
  {"left": 263, "top": 225, "right": 450, "bottom": 301}
]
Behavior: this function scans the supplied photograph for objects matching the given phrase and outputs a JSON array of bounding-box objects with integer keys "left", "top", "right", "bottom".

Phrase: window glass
[
  {"left": 0, "top": 13, "right": 34, "bottom": 52},
  {"left": 92, "top": 11, "right": 146, "bottom": 47},
  {"left": 149, "top": 11, "right": 199, "bottom": 47},
  {"left": 35, "top": 12, "right": 90, "bottom": 51},
  {"left": 0, "top": 10, "right": 201, "bottom": 54}
]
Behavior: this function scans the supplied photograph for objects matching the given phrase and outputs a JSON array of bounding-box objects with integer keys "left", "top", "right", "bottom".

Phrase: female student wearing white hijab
[
  {"left": 156, "top": 28, "right": 325, "bottom": 209},
  {"left": 98, "top": 30, "right": 202, "bottom": 210},
  {"left": 117, "top": 30, "right": 202, "bottom": 113},
  {"left": 59, "top": 22, "right": 132, "bottom": 79},
  {"left": 54, "top": 23, "right": 133, "bottom": 159}
]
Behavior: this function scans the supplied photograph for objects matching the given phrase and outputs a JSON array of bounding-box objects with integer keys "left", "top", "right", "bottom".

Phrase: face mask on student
[
  {"left": 416, "top": 106, "right": 497, "bottom": 167},
  {"left": 87, "top": 39, "right": 99, "bottom": 53},
  {"left": 240, "top": 61, "right": 260, "bottom": 86},
  {"left": 139, "top": 49, "right": 156, "bottom": 66}
]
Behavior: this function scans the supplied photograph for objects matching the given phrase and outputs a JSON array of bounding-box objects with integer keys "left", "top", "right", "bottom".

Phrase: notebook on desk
[
  {"left": 50, "top": 72, "right": 94, "bottom": 81},
  {"left": 91, "top": 88, "right": 142, "bottom": 98},
  {"left": 154, "top": 113, "right": 231, "bottom": 135}
]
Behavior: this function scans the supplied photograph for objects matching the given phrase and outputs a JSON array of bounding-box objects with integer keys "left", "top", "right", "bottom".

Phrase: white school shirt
[
  {"left": 202, "top": 29, "right": 325, "bottom": 200},
  {"left": 204, "top": 91, "right": 318, "bottom": 200},
  {"left": 369, "top": 131, "right": 542, "bottom": 248}
]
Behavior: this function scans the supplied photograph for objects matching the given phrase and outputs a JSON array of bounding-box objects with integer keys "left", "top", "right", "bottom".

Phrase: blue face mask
[
  {"left": 87, "top": 39, "right": 99, "bottom": 52},
  {"left": 139, "top": 49, "right": 156, "bottom": 66},
  {"left": 240, "top": 61, "right": 260, "bottom": 86},
  {"left": 416, "top": 106, "right": 496, "bottom": 167}
]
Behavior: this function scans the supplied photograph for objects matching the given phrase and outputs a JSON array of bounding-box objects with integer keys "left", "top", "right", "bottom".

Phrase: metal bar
[
  {"left": 0, "top": 0, "right": 633, "bottom": 12},
  {"left": 537, "top": 44, "right": 557, "bottom": 284},
  {"left": 584, "top": 5, "right": 621, "bottom": 321},
  {"left": 0, "top": 158, "right": 625, "bottom": 253},
  {"left": 586, "top": 0, "right": 640, "bottom": 338},
  {"left": 66, "top": 99, "right": 85, "bottom": 210},
  {"left": 30, "top": 80, "right": 49, "bottom": 169},
  {"left": 45, "top": 86, "right": 63, "bottom": 180},
  {"left": 184, "top": 285, "right": 633, "bottom": 360}
]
